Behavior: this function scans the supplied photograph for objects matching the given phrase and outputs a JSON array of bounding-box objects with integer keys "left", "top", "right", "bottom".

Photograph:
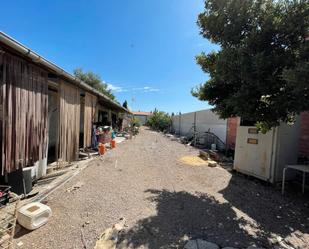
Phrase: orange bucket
[
  {"left": 98, "top": 143, "right": 106, "bottom": 155},
  {"left": 110, "top": 140, "right": 116, "bottom": 149}
]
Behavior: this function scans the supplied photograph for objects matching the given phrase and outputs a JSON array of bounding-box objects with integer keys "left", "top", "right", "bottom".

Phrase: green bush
[
  {"left": 146, "top": 110, "right": 171, "bottom": 132},
  {"left": 132, "top": 117, "right": 141, "bottom": 127}
]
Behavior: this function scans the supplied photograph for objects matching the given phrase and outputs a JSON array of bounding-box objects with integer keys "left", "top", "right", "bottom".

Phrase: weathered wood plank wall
[
  {"left": 0, "top": 52, "right": 48, "bottom": 175},
  {"left": 84, "top": 92, "right": 97, "bottom": 148},
  {"left": 58, "top": 80, "right": 80, "bottom": 162}
]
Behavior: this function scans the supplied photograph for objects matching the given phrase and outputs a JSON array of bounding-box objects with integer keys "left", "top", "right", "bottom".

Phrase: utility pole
[
  {"left": 131, "top": 97, "right": 135, "bottom": 111},
  {"left": 179, "top": 112, "right": 181, "bottom": 135}
]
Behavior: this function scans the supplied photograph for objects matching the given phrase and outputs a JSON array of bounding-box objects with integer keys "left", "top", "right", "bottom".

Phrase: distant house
[{"left": 132, "top": 111, "right": 152, "bottom": 125}]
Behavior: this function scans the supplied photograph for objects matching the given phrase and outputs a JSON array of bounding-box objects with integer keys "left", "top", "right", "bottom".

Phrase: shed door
[{"left": 234, "top": 126, "right": 273, "bottom": 181}]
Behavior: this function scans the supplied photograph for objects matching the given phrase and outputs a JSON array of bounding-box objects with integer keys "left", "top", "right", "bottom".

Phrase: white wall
[
  {"left": 134, "top": 115, "right": 148, "bottom": 125},
  {"left": 171, "top": 109, "right": 227, "bottom": 143}
]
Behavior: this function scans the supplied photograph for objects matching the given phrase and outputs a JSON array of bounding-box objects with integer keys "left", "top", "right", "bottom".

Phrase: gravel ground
[{"left": 14, "top": 128, "right": 309, "bottom": 249}]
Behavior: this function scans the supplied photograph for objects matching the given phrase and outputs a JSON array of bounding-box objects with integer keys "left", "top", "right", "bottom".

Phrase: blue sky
[{"left": 1, "top": 0, "right": 218, "bottom": 113}]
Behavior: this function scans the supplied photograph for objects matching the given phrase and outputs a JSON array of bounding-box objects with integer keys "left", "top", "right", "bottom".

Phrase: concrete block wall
[
  {"left": 172, "top": 110, "right": 309, "bottom": 156},
  {"left": 171, "top": 109, "right": 227, "bottom": 144},
  {"left": 134, "top": 115, "right": 148, "bottom": 125},
  {"left": 171, "top": 115, "right": 180, "bottom": 134}
]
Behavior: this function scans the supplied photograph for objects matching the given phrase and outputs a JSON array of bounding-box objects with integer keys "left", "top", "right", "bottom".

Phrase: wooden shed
[{"left": 0, "top": 32, "right": 129, "bottom": 181}]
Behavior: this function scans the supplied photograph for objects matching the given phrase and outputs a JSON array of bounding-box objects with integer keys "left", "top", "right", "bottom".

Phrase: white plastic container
[
  {"left": 34, "top": 157, "right": 47, "bottom": 179},
  {"left": 17, "top": 202, "right": 52, "bottom": 230},
  {"left": 211, "top": 143, "right": 217, "bottom": 150}
]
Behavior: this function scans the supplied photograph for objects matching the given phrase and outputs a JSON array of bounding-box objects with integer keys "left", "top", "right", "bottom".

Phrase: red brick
[{"left": 226, "top": 117, "right": 239, "bottom": 150}]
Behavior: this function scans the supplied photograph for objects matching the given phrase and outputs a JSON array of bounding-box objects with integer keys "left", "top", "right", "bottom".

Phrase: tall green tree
[
  {"left": 122, "top": 100, "right": 128, "bottom": 109},
  {"left": 146, "top": 110, "right": 171, "bottom": 131},
  {"left": 193, "top": 0, "right": 309, "bottom": 131},
  {"left": 73, "top": 68, "right": 116, "bottom": 100}
]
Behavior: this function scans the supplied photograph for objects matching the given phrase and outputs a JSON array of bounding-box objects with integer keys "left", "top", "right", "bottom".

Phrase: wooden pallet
[{"left": 0, "top": 200, "right": 19, "bottom": 249}]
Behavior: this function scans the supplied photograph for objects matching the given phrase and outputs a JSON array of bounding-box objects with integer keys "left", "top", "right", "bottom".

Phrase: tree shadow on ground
[
  {"left": 118, "top": 187, "right": 308, "bottom": 249},
  {"left": 219, "top": 173, "right": 309, "bottom": 248}
]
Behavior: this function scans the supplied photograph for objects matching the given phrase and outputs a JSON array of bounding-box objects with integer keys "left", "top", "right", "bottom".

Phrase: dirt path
[{"left": 15, "top": 128, "right": 309, "bottom": 249}]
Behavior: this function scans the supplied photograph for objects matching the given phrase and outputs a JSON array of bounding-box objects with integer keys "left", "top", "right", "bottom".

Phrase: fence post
[
  {"left": 179, "top": 114, "right": 181, "bottom": 135},
  {"left": 193, "top": 112, "right": 197, "bottom": 146}
]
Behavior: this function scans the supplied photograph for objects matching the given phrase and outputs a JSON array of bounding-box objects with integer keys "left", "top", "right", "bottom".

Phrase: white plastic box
[{"left": 17, "top": 202, "right": 52, "bottom": 230}]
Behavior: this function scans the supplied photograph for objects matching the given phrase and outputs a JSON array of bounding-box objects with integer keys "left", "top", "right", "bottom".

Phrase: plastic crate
[{"left": 0, "top": 186, "right": 10, "bottom": 206}]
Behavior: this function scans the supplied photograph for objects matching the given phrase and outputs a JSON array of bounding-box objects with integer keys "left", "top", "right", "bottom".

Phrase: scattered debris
[
  {"left": 207, "top": 160, "right": 217, "bottom": 167},
  {"left": 208, "top": 150, "right": 220, "bottom": 161},
  {"left": 180, "top": 136, "right": 189, "bottom": 144},
  {"left": 79, "top": 149, "right": 99, "bottom": 160},
  {"left": 0, "top": 233, "right": 10, "bottom": 245},
  {"left": 81, "top": 228, "right": 88, "bottom": 249},
  {"left": 187, "top": 141, "right": 192, "bottom": 146},
  {"left": 0, "top": 198, "right": 19, "bottom": 248},
  {"left": 184, "top": 240, "right": 267, "bottom": 249},
  {"left": 184, "top": 239, "right": 219, "bottom": 249},
  {"left": 17, "top": 241, "right": 24, "bottom": 247},
  {"left": 94, "top": 218, "right": 126, "bottom": 249},
  {"left": 9, "top": 192, "right": 20, "bottom": 204},
  {"left": 114, "top": 137, "right": 126, "bottom": 144},
  {"left": 199, "top": 149, "right": 222, "bottom": 161},
  {"left": 274, "top": 236, "right": 295, "bottom": 249},
  {"left": 66, "top": 182, "right": 84, "bottom": 192},
  {"left": 12, "top": 129, "right": 309, "bottom": 248},
  {"left": 179, "top": 156, "right": 208, "bottom": 166},
  {"left": 199, "top": 150, "right": 209, "bottom": 159},
  {"left": 179, "top": 234, "right": 189, "bottom": 242}
]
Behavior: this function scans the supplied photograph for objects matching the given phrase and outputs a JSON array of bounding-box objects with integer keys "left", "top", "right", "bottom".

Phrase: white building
[{"left": 133, "top": 111, "right": 152, "bottom": 125}]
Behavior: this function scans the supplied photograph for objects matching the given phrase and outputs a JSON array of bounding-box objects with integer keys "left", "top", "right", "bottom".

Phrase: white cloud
[
  {"left": 107, "top": 83, "right": 125, "bottom": 92},
  {"left": 107, "top": 83, "right": 159, "bottom": 93},
  {"left": 143, "top": 87, "right": 159, "bottom": 92},
  {"left": 132, "top": 86, "right": 159, "bottom": 92},
  {"left": 132, "top": 87, "right": 143, "bottom": 91},
  {"left": 147, "top": 88, "right": 159, "bottom": 92},
  {"left": 197, "top": 43, "right": 208, "bottom": 47}
]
